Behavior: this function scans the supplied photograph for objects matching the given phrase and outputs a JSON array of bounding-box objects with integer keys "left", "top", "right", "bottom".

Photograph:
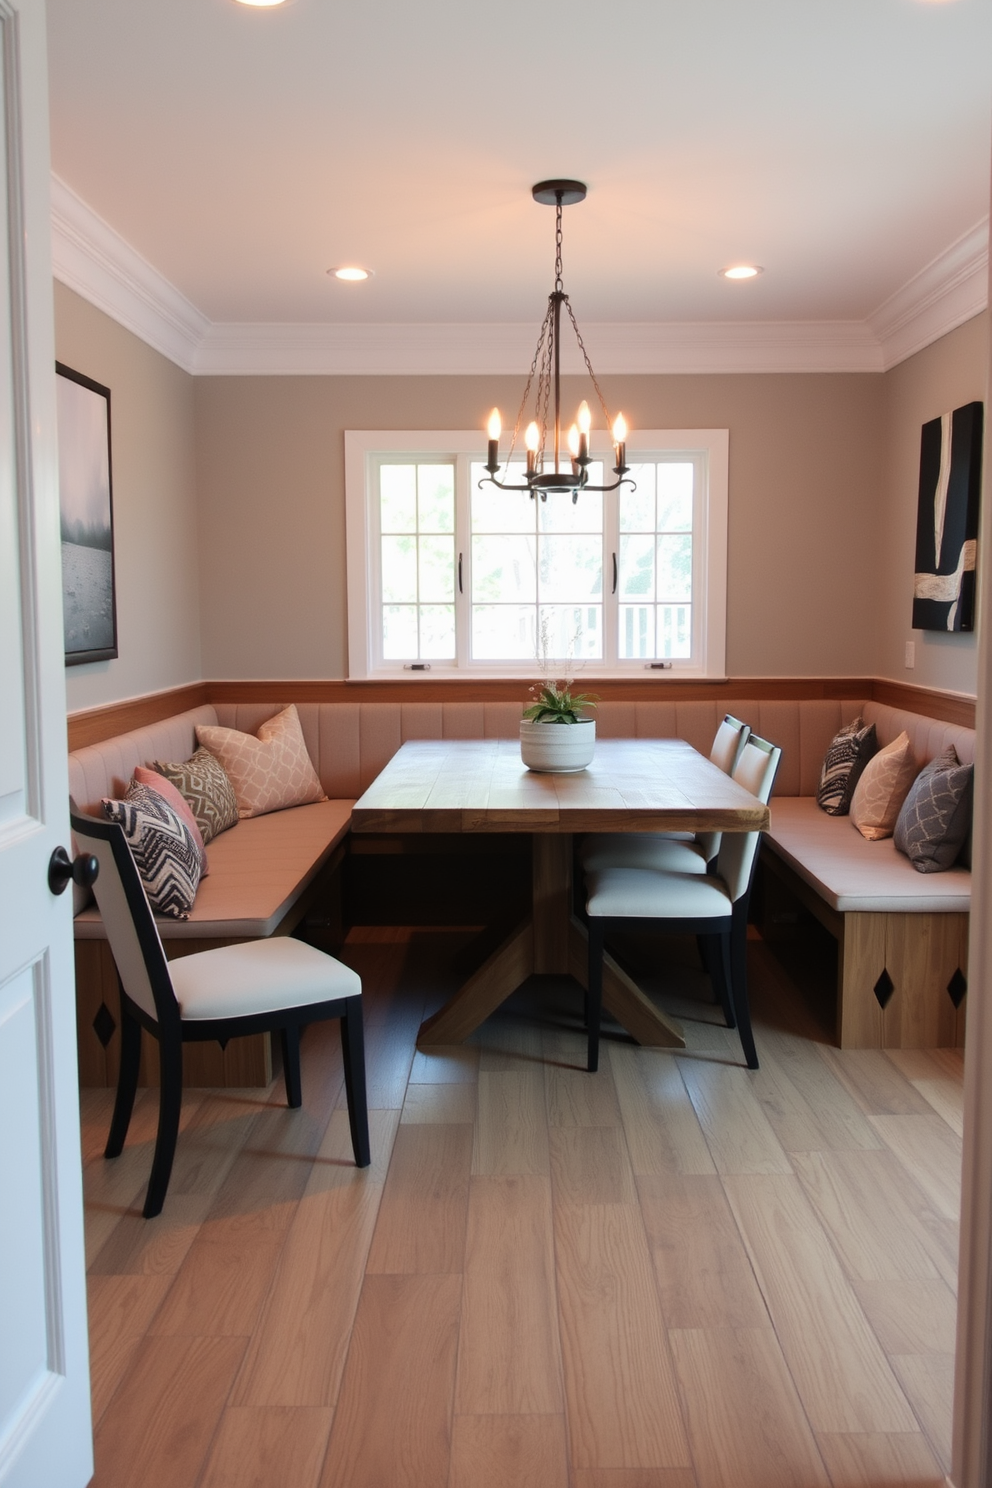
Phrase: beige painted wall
[
  {"left": 193, "top": 370, "right": 886, "bottom": 680},
  {"left": 878, "top": 311, "right": 988, "bottom": 697},
  {"left": 54, "top": 283, "right": 201, "bottom": 712},
  {"left": 53, "top": 280, "right": 987, "bottom": 700}
]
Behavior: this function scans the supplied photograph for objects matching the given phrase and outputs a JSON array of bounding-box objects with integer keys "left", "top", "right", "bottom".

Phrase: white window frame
[{"left": 345, "top": 427, "right": 728, "bottom": 680}]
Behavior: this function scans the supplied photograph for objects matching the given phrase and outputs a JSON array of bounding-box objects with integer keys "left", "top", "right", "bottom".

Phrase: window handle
[
  {"left": 612, "top": 552, "right": 618, "bottom": 595},
  {"left": 458, "top": 552, "right": 463, "bottom": 594}
]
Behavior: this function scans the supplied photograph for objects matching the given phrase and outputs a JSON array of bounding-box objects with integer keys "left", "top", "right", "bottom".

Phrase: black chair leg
[
  {"left": 144, "top": 1032, "right": 183, "bottom": 1218},
  {"left": 696, "top": 933, "right": 712, "bottom": 974},
  {"left": 280, "top": 1025, "right": 303, "bottom": 1108},
  {"left": 586, "top": 920, "right": 604, "bottom": 1073},
  {"left": 340, "top": 996, "right": 371, "bottom": 1168},
  {"left": 105, "top": 997, "right": 141, "bottom": 1159},
  {"left": 729, "top": 911, "right": 759, "bottom": 1070},
  {"left": 707, "top": 933, "right": 737, "bottom": 1029}
]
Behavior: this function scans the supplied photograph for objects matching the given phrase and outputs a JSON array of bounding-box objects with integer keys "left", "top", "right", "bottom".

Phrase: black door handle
[{"left": 48, "top": 846, "right": 99, "bottom": 896}]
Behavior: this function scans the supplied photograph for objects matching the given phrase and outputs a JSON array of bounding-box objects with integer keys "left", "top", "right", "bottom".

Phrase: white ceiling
[{"left": 45, "top": 0, "right": 992, "bottom": 369}]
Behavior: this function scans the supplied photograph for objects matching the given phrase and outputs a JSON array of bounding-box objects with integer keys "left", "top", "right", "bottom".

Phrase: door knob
[{"left": 48, "top": 846, "right": 99, "bottom": 896}]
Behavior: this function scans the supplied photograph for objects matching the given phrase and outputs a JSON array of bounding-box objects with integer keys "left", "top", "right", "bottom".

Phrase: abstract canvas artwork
[
  {"left": 56, "top": 362, "right": 118, "bottom": 665},
  {"left": 912, "top": 400, "right": 983, "bottom": 633}
]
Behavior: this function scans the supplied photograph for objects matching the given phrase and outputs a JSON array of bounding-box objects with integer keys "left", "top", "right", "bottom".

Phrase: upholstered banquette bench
[{"left": 70, "top": 693, "right": 970, "bottom": 1085}]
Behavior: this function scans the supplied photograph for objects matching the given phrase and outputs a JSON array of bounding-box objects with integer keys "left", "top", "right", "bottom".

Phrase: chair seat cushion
[
  {"left": 586, "top": 866, "right": 732, "bottom": 921},
  {"left": 581, "top": 834, "right": 709, "bottom": 874},
  {"left": 170, "top": 936, "right": 361, "bottom": 1021}
]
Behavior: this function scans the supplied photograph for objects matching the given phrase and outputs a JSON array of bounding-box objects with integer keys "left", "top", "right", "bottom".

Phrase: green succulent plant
[{"left": 522, "top": 681, "right": 598, "bottom": 725}]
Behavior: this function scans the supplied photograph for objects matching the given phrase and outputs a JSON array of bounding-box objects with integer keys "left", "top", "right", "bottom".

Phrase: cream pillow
[
  {"left": 849, "top": 730, "right": 918, "bottom": 841},
  {"left": 195, "top": 704, "right": 326, "bottom": 819}
]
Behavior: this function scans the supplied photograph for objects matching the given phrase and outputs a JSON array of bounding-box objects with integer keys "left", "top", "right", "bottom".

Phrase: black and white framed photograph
[
  {"left": 56, "top": 361, "right": 118, "bottom": 665},
  {"left": 912, "top": 400, "right": 983, "bottom": 633}
]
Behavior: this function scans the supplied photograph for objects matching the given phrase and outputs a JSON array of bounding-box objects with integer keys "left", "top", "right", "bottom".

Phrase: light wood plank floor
[{"left": 81, "top": 926, "right": 962, "bottom": 1488}]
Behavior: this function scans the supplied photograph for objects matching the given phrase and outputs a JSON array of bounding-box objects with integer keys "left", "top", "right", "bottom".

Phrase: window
[{"left": 345, "top": 429, "right": 728, "bottom": 678}]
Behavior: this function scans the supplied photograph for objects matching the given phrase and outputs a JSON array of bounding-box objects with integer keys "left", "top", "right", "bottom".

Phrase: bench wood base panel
[{"left": 761, "top": 848, "right": 968, "bottom": 1050}]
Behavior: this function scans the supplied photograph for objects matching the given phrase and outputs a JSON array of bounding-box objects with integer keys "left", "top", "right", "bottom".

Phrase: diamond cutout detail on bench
[
  {"left": 873, "top": 969, "right": 895, "bottom": 1009},
  {"left": 947, "top": 968, "right": 967, "bottom": 1009},
  {"left": 92, "top": 1001, "right": 117, "bottom": 1048}
]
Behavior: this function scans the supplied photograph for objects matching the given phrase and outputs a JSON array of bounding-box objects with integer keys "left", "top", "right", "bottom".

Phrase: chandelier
[{"left": 482, "top": 180, "right": 632, "bottom": 504}]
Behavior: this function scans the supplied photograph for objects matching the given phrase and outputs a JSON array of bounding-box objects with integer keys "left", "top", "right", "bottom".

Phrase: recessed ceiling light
[
  {"left": 233, "top": 0, "right": 290, "bottom": 7},
  {"left": 720, "top": 264, "right": 763, "bottom": 280},
  {"left": 329, "top": 266, "right": 373, "bottom": 282}
]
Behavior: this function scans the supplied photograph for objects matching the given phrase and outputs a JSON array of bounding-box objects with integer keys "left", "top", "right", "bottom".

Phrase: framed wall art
[
  {"left": 56, "top": 361, "right": 118, "bottom": 665},
  {"left": 912, "top": 400, "right": 983, "bottom": 633}
]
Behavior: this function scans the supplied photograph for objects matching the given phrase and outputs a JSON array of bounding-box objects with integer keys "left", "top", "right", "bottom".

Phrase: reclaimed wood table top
[{"left": 351, "top": 737, "right": 770, "bottom": 836}]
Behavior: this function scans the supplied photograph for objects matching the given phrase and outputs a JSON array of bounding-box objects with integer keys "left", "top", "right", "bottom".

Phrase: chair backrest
[
  {"left": 70, "top": 804, "right": 178, "bottom": 1028},
  {"left": 714, "top": 734, "right": 782, "bottom": 903},
  {"left": 709, "top": 713, "right": 751, "bottom": 774},
  {"left": 697, "top": 714, "right": 752, "bottom": 861}
]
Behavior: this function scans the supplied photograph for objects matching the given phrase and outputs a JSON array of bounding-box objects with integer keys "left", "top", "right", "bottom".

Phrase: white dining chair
[
  {"left": 71, "top": 804, "right": 371, "bottom": 1218},
  {"left": 580, "top": 713, "right": 751, "bottom": 876},
  {"left": 583, "top": 732, "right": 780, "bottom": 1073}
]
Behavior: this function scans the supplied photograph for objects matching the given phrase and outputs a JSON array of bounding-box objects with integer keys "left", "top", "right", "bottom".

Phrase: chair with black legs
[
  {"left": 71, "top": 804, "right": 371, "bottom": 1218},
  {"left": 583, "top": 733, "right": 780, "bottom": 1074},
  {"left": 579, "top": 713, "right": 751, "bottom": 877}
]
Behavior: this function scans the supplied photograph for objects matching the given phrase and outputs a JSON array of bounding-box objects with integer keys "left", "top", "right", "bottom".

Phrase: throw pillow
[
  {"left": 102, "top": 781, "right": 202, "bottom": 919},
  {"left": 195, "top": 704, "right": 326, "bottom": 820},
  {"left": 816, "top": 717, "right": 878, "bottom": 816},
  {"left": 894, "top": 746, "right": 974, "bottom": 873},
  {"left": 849, "top": 731, "right": 919, "bottom": 841},
  {"left": 133, "top": 765, "right": 209, "bottom": 876},
  {"left": 152, "top": 746, "right": 240, "bottom": 844}
]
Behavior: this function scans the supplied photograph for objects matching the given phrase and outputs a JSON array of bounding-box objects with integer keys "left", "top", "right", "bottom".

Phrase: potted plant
[{"left": 520, "top": 679, "right": 598, "bottom": 772}]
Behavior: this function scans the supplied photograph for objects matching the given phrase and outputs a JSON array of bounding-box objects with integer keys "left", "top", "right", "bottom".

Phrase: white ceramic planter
[{"left": 519, "top": 718, "right": 596, "bottom": 773}]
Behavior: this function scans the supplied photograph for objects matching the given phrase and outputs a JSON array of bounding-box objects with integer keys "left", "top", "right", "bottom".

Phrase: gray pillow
[
  {"left": 816, "top": 718, "right": 878, "bottom": 816},
  {"left": 893, "top": 746, "right": 973, "bottom": 873}
]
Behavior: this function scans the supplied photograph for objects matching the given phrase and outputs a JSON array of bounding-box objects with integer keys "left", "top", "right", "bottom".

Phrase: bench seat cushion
[
  {"left": 766, "top": 797, "right": 971, "bottom": 913},
  {"left": 74, "top": 799, "right": 354, "bottom": 940}
]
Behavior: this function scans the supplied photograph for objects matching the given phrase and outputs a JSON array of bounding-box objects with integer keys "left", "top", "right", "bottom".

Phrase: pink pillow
[
  {"left": 849, "top": 731, "right": 918, "bottom": 841},
  {"left": 133, "top": 766, "right": 209, "bottom": 876},
  {"left": 195, "top": 704, "right": 326, "bottom": 820}
]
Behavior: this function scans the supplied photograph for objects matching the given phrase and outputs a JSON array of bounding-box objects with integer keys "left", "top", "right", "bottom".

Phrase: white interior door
[{"left": 0, "top": 0, "right": 93, "bottom": 1483}]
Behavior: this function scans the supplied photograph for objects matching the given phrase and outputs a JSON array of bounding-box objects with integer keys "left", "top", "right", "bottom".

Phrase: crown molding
[
  {"left": 50, "top": 173, "right": 988, "bottom": 378},
  {"left": 192, "top": 318, "right": 883, "bottom": 375},
  {"left": 870, "top": 217, "right": 989, "bottom": 370},
  {"left": 50, "top": 174, "right": 207, "bottom": 372}
]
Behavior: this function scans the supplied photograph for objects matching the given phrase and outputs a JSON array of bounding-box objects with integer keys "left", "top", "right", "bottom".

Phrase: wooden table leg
[{"left": 417, "top": 830, "right": 686, "bottom": 1050}]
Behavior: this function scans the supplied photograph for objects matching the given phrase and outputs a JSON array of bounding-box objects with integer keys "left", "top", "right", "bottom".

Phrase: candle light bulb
[
  {"left": 577, "top": 400, "right": 592, "bottom": 436},
  {"left": 487, "top": 407, "right": 502, "bottom": 440},
  {"left": 612, "top": 413, "right": 627, "bottom": 444},
  {"left": 567, "top": 424, "right": 580, "bottom": 458},
  {"left": 525, "top": 421, "right": 541, "bottom": 453}
]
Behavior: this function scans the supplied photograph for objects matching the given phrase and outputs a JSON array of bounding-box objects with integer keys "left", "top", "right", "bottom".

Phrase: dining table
[{"left": 349, "top": 736, "right": 771, "bottom": 1051}]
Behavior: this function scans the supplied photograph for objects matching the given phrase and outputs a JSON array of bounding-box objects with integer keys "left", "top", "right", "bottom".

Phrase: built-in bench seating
[{"left": 70, "top": 692, "right": 970, "bottom": 1085}]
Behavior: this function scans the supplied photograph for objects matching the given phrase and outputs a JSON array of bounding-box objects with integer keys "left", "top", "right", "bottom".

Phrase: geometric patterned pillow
[
  {"left": 132, "top": 765, "right": 209, "bottom": 876},
  {"left": 195, "top": 703, "right": 326, "bottom": 820},
  {"left": 816, "top": 717, "right": 878, "bottom": 815},
  {"left": 101, "top": 782, "right": 202, "bottom": 919},
  {"left": 893, "top": 746, "right": 974, "bottom": 873},
  {"left": 151, "top": 746, "right": 240, "bottom": 844}
]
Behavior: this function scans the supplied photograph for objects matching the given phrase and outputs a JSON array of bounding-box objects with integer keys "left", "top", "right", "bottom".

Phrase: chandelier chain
[
  {"left": 555, "top": 199, "right": 564, "bottom": 293},
  {"left": 563, "top": 296, "right": 613, "bottom": 431}
]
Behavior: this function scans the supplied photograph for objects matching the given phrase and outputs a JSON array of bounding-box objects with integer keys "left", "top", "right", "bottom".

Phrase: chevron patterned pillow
[
  {"left": 816, "top": 718, "right": 878, "bottom": 815},
  {"left": 102, "top": 782, "right": 203, "bottom": 919}
]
